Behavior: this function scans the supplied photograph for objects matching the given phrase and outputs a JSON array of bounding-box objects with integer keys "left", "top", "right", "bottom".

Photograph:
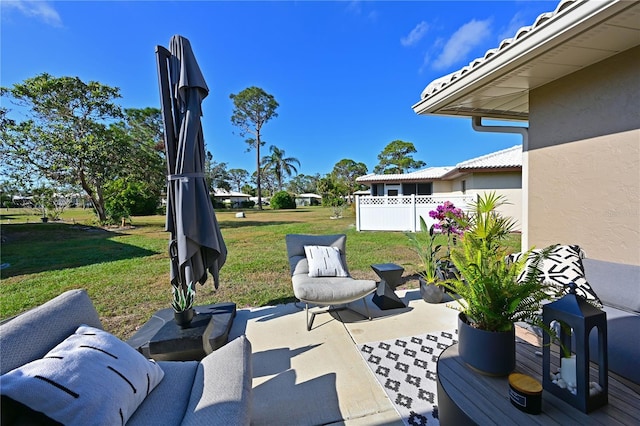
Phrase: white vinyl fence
[{"left": 355, "top": 195, "right": 475, "bottom": 232}]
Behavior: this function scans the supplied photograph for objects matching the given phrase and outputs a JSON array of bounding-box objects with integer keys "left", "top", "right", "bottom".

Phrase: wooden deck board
[{"left": 437, "top": 340, "right": 640, "bottom": 425}]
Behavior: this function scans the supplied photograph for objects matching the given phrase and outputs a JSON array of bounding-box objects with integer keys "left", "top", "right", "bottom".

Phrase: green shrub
[
  {"left": 270, "top": 191, "right": 296, "bottom": 209},
  {"left": 104, "top": 179, "right": 159, "bottom": 224},
  {"left": 211, "top": 198, "right": 226, "bottom": 209}
]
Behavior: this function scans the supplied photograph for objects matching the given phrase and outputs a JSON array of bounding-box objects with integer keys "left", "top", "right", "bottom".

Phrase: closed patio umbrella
[{"left": 157, "top": 35, "right": 226, "bottom": 308}]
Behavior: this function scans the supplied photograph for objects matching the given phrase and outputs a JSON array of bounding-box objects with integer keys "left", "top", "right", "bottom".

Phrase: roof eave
[{"left": 412, "top": 0, "right": 631, "bottom": 119}]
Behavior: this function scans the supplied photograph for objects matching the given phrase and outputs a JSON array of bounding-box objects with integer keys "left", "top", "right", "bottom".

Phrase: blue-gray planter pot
[
  {"left": 458, "top": 313, "right": 515, "bottom": 376},
  {"left": 419, "top": 278, "right": 445, "bottom": 304}
]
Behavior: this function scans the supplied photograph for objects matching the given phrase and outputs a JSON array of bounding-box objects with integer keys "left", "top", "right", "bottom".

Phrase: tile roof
[
  {"left": 419, "top": 0, "right": 578, "bottom": 102},
  {"left": 356, "top": 145, "right": 522, "bottom": 183},
  {"left": 356, "top": 167, "right": 453, "bottom": 183},
  {"left": 456, "top": 145, "right": 522, "bottom": 169}
]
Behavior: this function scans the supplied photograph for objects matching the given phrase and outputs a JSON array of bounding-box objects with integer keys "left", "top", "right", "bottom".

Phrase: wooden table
[{"left": 437, "top": 340, "right": 640, "bottom": 425}]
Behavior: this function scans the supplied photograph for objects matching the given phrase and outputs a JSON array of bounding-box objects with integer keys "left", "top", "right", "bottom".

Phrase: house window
[
  {"left": 388, "top": 189, "right": 399, "bottom": 196},
  {"left": 372, "top": 184, "right": 384, "bottom": 196},
  {"left": 461, "top": 180, "right": 466, "bottom": 194},
  {"left": 417, "top": 183, "right": 432, "bottom": 195},
  {"left": 402, "top": 183, "right": 417, "bottom": 195}
]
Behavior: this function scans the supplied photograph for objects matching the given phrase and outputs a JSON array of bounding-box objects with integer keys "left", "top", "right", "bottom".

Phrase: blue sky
[{"left": 1, "top": 0, "right": 557, "bottom": 177}]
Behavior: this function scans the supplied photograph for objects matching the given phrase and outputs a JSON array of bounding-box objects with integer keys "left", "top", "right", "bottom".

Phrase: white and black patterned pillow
[
  {"left": 0, "top": 325, "right": 164, "bottom": 425},
  {"left": 304, "top": 245, "right": 349, "bottom": 277},
  {"left": 509, "top": 245, "right": 602, "bottom": 308}
]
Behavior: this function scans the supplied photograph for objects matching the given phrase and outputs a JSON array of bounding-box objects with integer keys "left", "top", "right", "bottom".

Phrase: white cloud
[
  {"left": 498, "top": 12, "right": 526, "bottom": 41},
  {"left": 401, "top": 21, "right": 429, "bottom": 47},
  {"left": 346, "top": 0, "right": 362, "bottom": 15},
  {"left": 2, "top": 0, "right": 63, "bottom": 27},
  {"left": 432, "top": 18, "right": 492, "bottom": 71}
]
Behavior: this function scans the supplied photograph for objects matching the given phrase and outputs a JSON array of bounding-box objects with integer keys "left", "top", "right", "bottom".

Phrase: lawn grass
[{"left": 0, "top": 206, "right": 521, "bottom": 340}]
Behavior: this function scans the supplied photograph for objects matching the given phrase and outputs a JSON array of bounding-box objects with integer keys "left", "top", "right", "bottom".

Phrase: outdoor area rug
[{"left": 358, "top": 330, "right": 458, "bottom": 426}]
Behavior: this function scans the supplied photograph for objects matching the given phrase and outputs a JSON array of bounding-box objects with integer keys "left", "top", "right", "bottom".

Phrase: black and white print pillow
[
  {"left": 509, "top": 245, "right": 602, "bottom": 307},
  {"left": 0, "top": 325, "right": 165, "bottom": 425}
]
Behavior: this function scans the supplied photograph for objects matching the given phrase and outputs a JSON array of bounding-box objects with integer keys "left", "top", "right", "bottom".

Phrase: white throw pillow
[
  {"left": 1, "top": 325, "right": 164, "bottom": 425},
  {"left": 304, "top": 245, "right": 349, "bottom": 277}
]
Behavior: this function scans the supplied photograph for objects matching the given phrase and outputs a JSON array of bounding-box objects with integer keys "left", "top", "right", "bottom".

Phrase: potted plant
[
  {"left": 429, "top": 200, "right": 466, "bottom": 257},
  {"left": 429, "top": 200, "right": 467, "bottom": 281},
  {"left": 171, "top": 282, "right": 195, "bottom": 328},
  {"left": 406, "top": 216, "right": 446, "bottom": 303},
  {"left": 440, "top": 192, "right": 554, "bottom": 375}
]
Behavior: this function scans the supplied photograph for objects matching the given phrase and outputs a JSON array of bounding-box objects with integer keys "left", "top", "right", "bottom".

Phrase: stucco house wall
[
  {"left": 464, "top": 172, "right": 522, "bottom": 229},
  {"left": 432, "top": 180, "right": 453, "bottom": 194},
  {"left": 528, "top": 46, "right": 640, "bottom": 265}
]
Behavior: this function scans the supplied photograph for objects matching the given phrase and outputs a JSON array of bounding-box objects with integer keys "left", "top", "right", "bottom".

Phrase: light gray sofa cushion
[
  {"left": 0, "top": 289, "right": 103, "bottom": 375},
  {"left": 181, "top": 335, "right": 253, "bottom": 426},
  {"left": 582, "top": 259, "right": 640, "bottom": 313},
  {"left": 127, "top": 360, "right": 198, "bottom": 426},
  {"left": 591, "top": 305, "right": 640, "bottom": 385},
  {"left": 292, "top": 275, "right": 377, "bottom": 304},
  {"left": 579, "top": 260, "right": 639, "bottom": 384}
]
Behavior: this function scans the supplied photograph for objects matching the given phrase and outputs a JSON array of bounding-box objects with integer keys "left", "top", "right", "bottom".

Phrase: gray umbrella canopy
[{"left": 158, "top": 35, "right": 226, "bottom": 290}]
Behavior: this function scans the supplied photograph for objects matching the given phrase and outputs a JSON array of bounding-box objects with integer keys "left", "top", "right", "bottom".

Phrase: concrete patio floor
[{"left": 227, "top": 288, "right": 461, "bottom": 425}]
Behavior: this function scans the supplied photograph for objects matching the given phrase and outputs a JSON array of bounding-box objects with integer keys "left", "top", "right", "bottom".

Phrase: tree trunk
[
  {"left": 256, "top": 135, "right": 262, "bottom": 210},
  {"left": 78, "top": 170, "right": 107, "bottom": 223}
]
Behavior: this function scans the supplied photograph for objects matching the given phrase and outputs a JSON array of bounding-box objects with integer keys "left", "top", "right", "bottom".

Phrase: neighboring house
[
  {"left": 295, "top": 193, "right": 322, "bottom": 207},
  {"left": 355, "top": 145, "right": 522, "bottom": 231},
  {"left": 412, "top": 0, "right": 639, "bottom": 265},
  {"left": 212, "top": 189, "right": 251, "bottom": 208}
]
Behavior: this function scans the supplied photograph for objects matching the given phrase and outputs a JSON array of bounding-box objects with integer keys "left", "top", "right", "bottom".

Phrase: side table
[
  {"left": 370, "top": 263, "right": 406, "bottom": 310},
  {"left": 127, "top": 302, "right": 236, "bottom": 361}
]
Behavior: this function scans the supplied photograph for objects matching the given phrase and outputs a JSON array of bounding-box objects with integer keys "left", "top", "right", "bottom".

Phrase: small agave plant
[{"left": 171, "top": 282, "right": 195, "bottom": 312}]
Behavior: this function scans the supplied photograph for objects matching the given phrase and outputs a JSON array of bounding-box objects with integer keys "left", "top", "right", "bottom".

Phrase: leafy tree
[
  {"left": 119, "top": 107, "right": 165, "bottom": 194},
  {"left": 373, "top": 140, "right": 426, "bottom": 174},
  {"left": 261, "top": 145, "right": 300, "bottom": 192},
  {"left": 331, "top": 159, "right": 368, "bottom": 202},
  {"left": 251, "top": 168, "right": 277, "bottom": 197},
  {"left": 1, "top": 74, "right": 125, "bottom": 222},
  {"left": 317, "top": 175, "right": 346, "bottom": 207},
  {"left": 228, "top": 168, "right": 249, "bottom": 192},
  {"left": 204, "top": 152, "right": 231, "bottom": 191},
  {"left": 2, "top": 75, "right": 165, "bottom": 224},
  {"left": 230, "top": 87, "right": 279, "bottom": 209},
  {"left": 241, "top": 184, "right": 256, "bottom": 197},
  {"left": 287, "top": 173, "right": 321, "bottom": 194},
  {"left": 270, "top": 191, "right": 296, "bottom": 209}
]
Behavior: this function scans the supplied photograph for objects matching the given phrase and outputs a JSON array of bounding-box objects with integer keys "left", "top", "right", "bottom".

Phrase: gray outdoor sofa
[
  {"left": 582, "top": 259, "right": 640, "bottom": 385},
  {"left": 0, "top": 289, "right": 252, "bottom": 425}
]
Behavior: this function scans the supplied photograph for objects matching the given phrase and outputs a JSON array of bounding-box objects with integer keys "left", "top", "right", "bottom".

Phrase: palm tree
[{"left": 261, "top": 145, "right": 301, "bottom": 191}]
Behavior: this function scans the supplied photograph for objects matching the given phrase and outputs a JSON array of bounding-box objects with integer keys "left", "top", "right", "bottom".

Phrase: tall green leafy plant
[
  {"left": 171, "top": 282, "right": 195, "bottom": 312},
  {"left": 442, "top": 192, "right": 553, "bottom": 332},
  {"left": 406, "top": 216, "right": 442, "bottom": 283}
]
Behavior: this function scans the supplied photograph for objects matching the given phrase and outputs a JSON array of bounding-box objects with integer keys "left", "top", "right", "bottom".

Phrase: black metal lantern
[{"left": 542, "top": 283, "right": 608, "bottom": 412}]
